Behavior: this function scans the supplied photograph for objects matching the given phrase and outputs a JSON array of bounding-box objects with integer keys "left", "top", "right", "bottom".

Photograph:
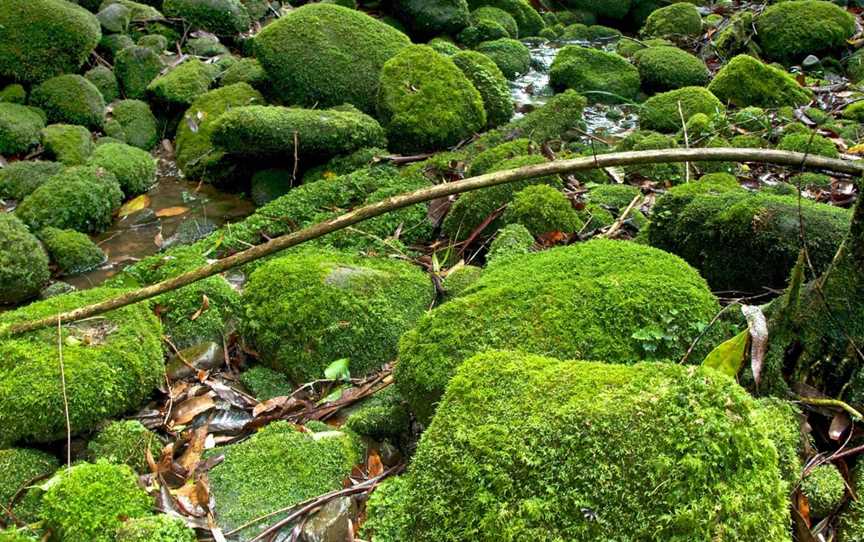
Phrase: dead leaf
[
  {"left": 252, "top": 395, "right": 303, "bottom": 418},
  {"left": 367, "top": 449, "right": 384, "bottom": 478},
  {"left": 154, "top": 231, "right": 164, "bottom": 248},
  {"left": 178, "top": 425, "right": 209, "bottom": 473},
  {"left": 830, "top": 411, "right": 852, "bottom": 441},
  {"left": 118, "top": 194, "right": 151, "bottom": 217},
  {"left": 155, "top": 206, "right": 189, "bottom": 218},
  {"left": 189, "top": 295, "right": 210, "bottom": 321},
  {"left": 172, "top": 394, "right": 215, "bottom": 425},
  {"left": 741, "top": 305, "right": 768, "bottom": 385}
]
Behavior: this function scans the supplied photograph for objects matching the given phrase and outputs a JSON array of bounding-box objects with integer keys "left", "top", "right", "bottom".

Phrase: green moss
[
  {"left": 146, "top": 58, "right": 216, "bottom": 106},
  {"left": 0, "top": 528, "right": 38, "bottom": 541},
  {"left": 393, "top": 0, "right": 471, "bottom": 39},
  {"left": 0, "top": 104, "right": 46, "bottom": 156},
  {"left": 504, "top": 184, "right": 583, "bottom": 235},
  {"left": 84, "top": 66, "right": 120, "bottom": 103},
  {"left": 559, "top": 0, "right": 631, "bottom": 20},
  {"left": 486, "top": 223, "right": 534, "bottom": 264},
  {"left": 442, "top": 265, "right": 483, "bottom": 299},
  {"left": 0, "top": 214, "right": 50, "bottom": 306},
  {"left": 505, "top": 89, "right": 587, "bottom": 142},
  {"left": 114, "top": 46, "right": 164, "bottom": 100},
  {"left": 708, "top": 54, "right": 812, "bottom": 108},
  {"left": 0, "top": 161, "right": 63, "bottom": 201},
  {"left": 163, "top": 0, "right": 250, "bottom": 35},
  {"left": 0, "top": 85, "right": 27, "bottom": 105},
  {"left": 640, "top": 86, "right": 724, "bottom": 133},
  {"left": 617, "top": 130, "right": 684, "bottom": 183},
  {"left": 219, "top": 57, "right": 269, "bottom": 91},
  {"left": 467, "top": 0, "right": 544, "bottom": 36},
  {"left": 30, "top": 75, "right": 105, "bottom": 130},
  {"left": 100, "top": 0, "right": 164, "bottom": 22},
  {"left": 0, "top": 0, "right": 101, "bottom": 84},
  {"left": 40, "top": 227, "right": 105, "bottom": 276},
  {"left": 550, "top": 45, "right": 640, "bottom": 103},
  {"left": 472, "top": 6, "right": 517, "bottom": 37},
  {"left": 255, "top": 4, "right": 410, "bottom": 113},
  {"left": 41, "top": 124, "right": 94, "bottom": 166},
  {"left": 97, "top": 3, "right": 132, "bottom": 32},
  {"left": 156, "top": 275, "right": 239, "bottom": 348},
  {"left": 802, "top": 464, "right": 845, "bottom": 518},
  {"left": 137, "top": 34, "right": 168, "bottom": 53},
  {"left": 396, "top": 240, "right": 722, "bottom": 423},
  {"left": 241, "top": 250, "right": 433, "bottom": 383},
  {"left": 240, "top": 365, "right": 294, "bottom": 401},
  {"left": 377, "top": 45, "right": 485, "bottom": 153},
  {"left": 756, "top": 0, "right": 855, "bottom": 65},
  {"left": 208, "top": 421, "right": 361, "bottom": 538},
  {"left": 633, "top": 46, "right": 709, "bottom": 93},
  {"left": 843, "top": 101, "right": 864, "bottom": 122},
  {"left": 640, "top": 2, "right": 701, "bottom": 39},
  {"left": 452, "top": 50, "right": 514, "bottom": 129},
  {"left": 791, "top": 172, "right": 832, "bottom": 190},
  {"left": 731, "top": 106, "right": 771, "bottom": 132},
  {"left": 616, "top": 38, "right": 673, "bottom": 58},
  {"left": 458, "top": 19, "right": 510, "bottom": 47},
  {"left": 15, "top": 165, "right": 123, "bottom": 233},
  {"left": 41, "top": 461, "right": 152, "bottom": 542},
  {"left": 0, "top": 447, "right": 58, "bottom": 525},
  {"left": 104, "top": 100, "right": 159, "bottom": 151},
  {"left": 115, "top": 514, "right": 196, "bottom": 542},
  {"left": 87, "top": 420, "right": 163, "bottom": 474},
  {"left": 99, "top": 34, "right": 135, "bottom": 62},
  {"left": 427, "top": 37, "right": 461, "bottom": 56},
  {"left": 777, "top": 131, "right": 840, "bottom": 159},
  {"left": 344, "top": 386, "right": 410, "bottom": 440},
  {"left": 468, "top": 138, "right": 533, "bottom": 175},
  {"left": 589, "top": 183, "right": 640, "bottom": 210},
  {"left": 88, "top": 142, "right": 157, "bottom": 196},
  {"left": 474, "top": 38, "right": 531, "bottom": 79}
]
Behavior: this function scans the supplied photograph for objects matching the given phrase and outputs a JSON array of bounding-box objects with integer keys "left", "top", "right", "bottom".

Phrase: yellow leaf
[
  {"left": 117, "top": 194, "right": 151, "bottom": 217},
  {"left": 848, "top": 144, "right": 864, "bottom": 155},
  {"left": 155, "top": 206, "right": 189, "bottom": 218},
  {"left": 702, "top": 329, "right": 749, "bottom": 378}
]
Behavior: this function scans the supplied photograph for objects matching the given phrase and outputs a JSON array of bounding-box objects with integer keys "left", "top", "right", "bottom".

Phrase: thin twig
[
  {"left": 797, "top": 396, "right": 864, "bottom": 420},
  {"left": 601, "top": 194, "right": 642, "bottom": 238},
  {"left": 57, "top": 316, "right": 71, "bottom": 469},
  {"left": 678, "top": 100, "right": 691, "bottom": 183}
]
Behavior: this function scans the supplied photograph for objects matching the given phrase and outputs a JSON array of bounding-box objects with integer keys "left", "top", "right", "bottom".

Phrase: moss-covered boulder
[
  {"left": 756, "top": 0, "right": 855, "bottom": 65},
  {"left": 370, "top": 350, "right": 797, "bottom": 541},
  {"left": 501, "top": 89, "right": 587, "bottom": 143},
  {"left": 559, "top": 0, "right": 631, "bottom": 20},
  {"left": 393, "top": 0, "right": 470, "bottom": 39},
  {"left": 219, "top": 57, "right": 270, "bottom": 92},
  {"left": 0, "top": 104, "right": 46, "bottom": 156},
  {"left": 640, "top": 2, "right": 701, "bottom": 39},
  {"left": 239, "top": 365, "right": 293, "bottom": 401},
  {"left": 85, "top": 66, "right": 120, "bottom": 103},
  {"left": 41, "top": 124, "right": 94, "bottom": 166},
  {"left": 39, "top": 227, "right": 105, "bottom": 276},
  {"left": 550, "top": 45, "right": 640, "bottom": 103},
  {"left": 503, "top": 184, "right": 583, "bottom": 235},
  {"left": 777, "top": 131, "right": 839, "bottom": 159},
  {"left": 156, "top": 275, "right": 239, "bottom": 349},
  {"left": 452, "top": 50, "right": 514, "bottom": 129},
  {"left": 16, "top": 166, "right": 123, "bottom": 234},
  {"left": 88, "top": 142, "right": 157, "bottom": 196},
  {"left": 41, "top": 461, "right": 152, "bottom": 542},
  {"left": 801, "top": 464, "right": 845, "bottom": 519},
  {"left": 87, "top": 420, "right": 163, "bottom": 474},
  {"left": 104, "top": 99, "right": 159, "bottom": 150},
  {"left": 209, "top": 421, "right": 361, "bottom": 539},
  {"left": 30, "top": 75, "right": 105, "bottom": 130},
  {"left": 241, "top": 250, "right": 433, "bottom": 383},
  {"left": 0, "top": 447, "right": 58, "bottom": 525},
  {"left": 632, "top": 46, "right": 709, "bottom": 93},
  {"left": 114, "top": 46, "right": 164, "bottom": 100},
  {"left": 0, "top": 161, "right": 63, "bottom": 201},
  {"left": 396, "top": 239, "right": 722, "bottom": 422},
  {"left": 255, "top": 4, "right": 410, "bottom": 113},
  {"left": 474, "top": 38, "right": 531, "bottom": 79},
  {"left": 467, "top": 0, "right": 544, "bottom": 36},
  {"left": 0, "top": 85, "right": 27, "bottom": 105},
  {"left": 472, "top": 6, "right": 518, "bottom": 37},
  {"left": 640, "top": 86, "right": 724, "bottom": 133},
  {"left": 146, "top": 58, "right": 216, "bottom": 107},
  {"left": 0, "top": 0, "right": 101, "bottom": 84},
  {"left": 115, "top": 515, "right": 196, "bottom": 542},
  {"left": 486, "top": 222, "right": 534, "bottom": 263},
  {"left": 163, "top": 0, "right": 250, "bottom": 35},
  {"left": 708, "top": 54, "right": 812, "bottom": 108},
  {"left": 0, "top": 214, "right": 50, "bottom": 306},
  {"left": 377, "top": 45, "right": 485, "bottom": 153}
]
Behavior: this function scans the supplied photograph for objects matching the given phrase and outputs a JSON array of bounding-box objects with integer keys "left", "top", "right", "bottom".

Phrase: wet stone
[
  {"left": 166, "top": 341, "right": 225, "bottom": 380},
  {"left": 299, "top": 496, "right": 357, "bottom": 542}
]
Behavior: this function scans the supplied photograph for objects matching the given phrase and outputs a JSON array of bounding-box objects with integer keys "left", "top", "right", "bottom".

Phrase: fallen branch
[{"left": 3, "top": 148, "right": 862, "bottom": 337}]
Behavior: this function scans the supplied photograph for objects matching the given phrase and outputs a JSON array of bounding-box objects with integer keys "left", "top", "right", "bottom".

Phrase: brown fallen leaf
[
  {"left": 189, "top": 295, "right": 210, "bottom": 322},
  {"left": 172, "top": 394, "right": 215, "bottom": 425},
  {"left": 155, "top": 206, "right": 189, "bottom": 218},
  {"left": 367, "top": 449, "right": 384, "bottom": 478},
  {"left": 118, "top": 194, "right": 151, "bottom": 217},
  {"left": 178, "top": 425, "right": 209, "bottom": 473}
]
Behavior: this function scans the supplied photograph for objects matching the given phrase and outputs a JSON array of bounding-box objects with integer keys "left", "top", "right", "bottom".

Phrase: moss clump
[
  {"left": 468, "top": 138, "right": 533, "bottom": 175},
  {"left": 208, "top": 421, "right": 361, "bottom": 538},
  {"left": 241, "top": 251, "right": 433, "bottom": 383},
  {"left": 0, "top": 85, "right": 27, "bottom": 105},
  {"left": 175, "top": 83, "right": 263, "bottom": 181},
  {"left": 458, "top": 19, "right": 510, "bottom": 47},
  {"left": 802, "top": 464, "right": 846, "bottom": 519},
  {"left": 87, "top": 420, "right": 162, "bottom": 474},
  {"left": 843, "top": 101, "right": 864, "bottom": 123},
  {"left": 396, "top": 240, "right": 722, "bottom": 423},
  {"left": 30, "top": 75, "right": 105, "bottom": 130},
  {"left": 250, "top": 169, "right": 292, "bottom": 207},
  {"left": 115, "top": 514, "right": 196, "bottom": 542},
  {"left": 472, "top": 6, "right": 518, "bottom": 37},
  {"left": 85, "top": 66, "right": 120, "bottom": 103},
  {"left": 393, "top": 0, "right": 471, "bottom": 39},
  {"left": 452, "top": 50, "right": 514, "bottom": 129},
  {"left": 0, "top": 104, "right": 46, "bottom": 156},
  {"left": 382, "top": 352, "right": 796, "bottom": 541},
  {"left": 344, "top": 386, "right": 410, "bottom": 440},
  {"left": 0, "top": 448, "right": 58, "bottom": 524},
  {"left": 640, "top": 2, "right": 701, "bottom": 39},
  {"left": 442, "top": 264, "right": 483, "bottom": 299},
  {"left": 756, "top": 0, "right": 855, "bottom": 65},
  {"left": 377, "top": 46, "right": 485, "bottom": 153},
  {"left": 474, "top": 38, "right": 531, "bottom": 79},
  {"left": 240, "top": 366, "right": 294, "bottom": 401},
  {"left": 211, "top": 105, "right": 388, "bottom": 160},
  {"left": 487, "top": 223, "right": 534, "bottom": 264},
  {"left": 777, "top": 131, "right": 839, "bottom": 159},
  {"left": 467, "top": 0, "right": 544, "bottom": 36},
  {"left": 88, "top": 142, "right": 157, "bottom": 196},
  {"left": 632, "top": 46, "right": 709, "bottom": 93},
  {"left": 137, "top": 34, "right": 168, "bottom": 54},
  {"left": 104, "top": 100, "right": 159, "bottom": 151},
  {"left": 114, "top": 46, "right": 164, "bottom": 100},
  {"left": 550, "top": 45, "right": 640, "bottom": 103},
  {"left": 219, "top": 58, "right": 270, "bottom": 91},
  {"left": 506, "top": 89, "right": 588, "bottom": 143},
  {"left": 0, "top": 0, "right": 101, "bottom": 84},
  {"left": 0, "top": 214, "right": 50, "bottom": 306},
  {"left": 255, "top": 4, "right": 410, "bottom": 113},
  {"left": 617, "top": 130, "right": 684, "bottom": 183},
  {"left": 146, "top": 59, "right": 216, "bottom": 107},
  {"left": 156, "top": 275, "right": 239, "bottom": 348},
  {"left": 589, "top": 183, "right": 641, "bottom": 210},
  {"left": 163, "top": 0, "right": 250, "bottom": 35},
  {"left": 0, "top": 160, "right": 63, "bottom": 201},
  {"left": 16, "top": 166, "right": 123, "bottom": 234},
  {"left": 99, "top": 34, "right": 135, "bottom": 62},
  {"left": 41, "top": 124, "right": 94, "bottom": 166},
  {"left": 41, "top": 461, "right": 152, "bottom": 542},
  {"left": 40, "top": 227, "right": 105, "bottom": 276},
  {"left": 640, "top": 86, "right": 724, "bottom": 133},
  {"left": 504, "top": 184, "right": 583, "bottom": 235},
  {"left": 708, "top": 54, "right": 812, "bottom": 108}
]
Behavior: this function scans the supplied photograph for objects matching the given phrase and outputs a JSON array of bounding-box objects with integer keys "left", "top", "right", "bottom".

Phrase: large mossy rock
[
  {"left": 377, "top": 45, "right": 486, "bottom": 153},
  {"left": 0, "top": 448, "right": 59, "bottom": 524},
  {"left": 0, "top": 161, "right": 63, "bottom": 202},
  {"left": 708, "top": 54, "right": 812, "bottom": 108},
  {"left": 87, "top": 141, "right": 157, "bottom": 196},
  {"left": 640, "top": 86, "right": 724, "bottom": 133},
  {"left": 466, "top": 0, "right": 544, "bottom": 36},
  {"left": 145, "top": 58, "right": 216, "bottom": 107},
  {"left": 559, "top": 0, "right": 631, "bottom": 20},
  {"left": 0, "top": 0, "right": 101, "bottom": 84},
  {"left": 115, "top": 515, "right": 197, "bottom": 542},
  {"left": 640, "top": 2, "right": 701, "bottom": 39},
  {"left": 371, "top": 350, "right": 797, "bottom": 541},
  {"left": 162, "top": 0, "right": 251, "bottom": 35},
  {"left": 452, "top": 50, "right": 514, "bottom": 129},
  {"left": 104, "top": 99, "right": 159, "bottom": 151},
  {"left": 396, "top": 239, "right": 722, "bottom": 423},
  {"left": 549, "top": 45, "right": 640, "bottom": 103},
  {"left": 756, "top": 0, "right": 855, "bottom": 65},
  {"left": 393, "top": 0, "right": 471, "bottom": 39},
  {"left": 0, "top": 288, "right": 163, "bottom": 445},
  {"left": 255, "top": 4, "right": 410, "bottom": 113},
  {"left": 114, "top": 46, "right": 164, "bottom": 100},
  {"left": 0, "top": 214, "right": 50, "bottom": 306},
  {"left": 0, "top": 104, "right": 46, "bottom": 157},
  {"left": 632, "top": 45, "right": 709, "bottom": 93},
  {"left": 241, "top": 251, "right": 434, "bottom": 384}
]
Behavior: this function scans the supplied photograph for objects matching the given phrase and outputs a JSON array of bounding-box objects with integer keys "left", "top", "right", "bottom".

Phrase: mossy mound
[
  {"left": 156, "top": 275, "right": 239, "bottom": 349},
  {"left": 589, "top": 183, "right": 641, "bottom": 210},
  {"left": 393, "top": 0, "right": 471, "bottom": 39},
  {"left": 85, "top": 66, "right": 120, "bottom": 103},
  {"left": 640, "top": 2, "right": 701, "bottom": 39},
  {"left": 41, "top": 124, "right": 94, "bottom": 166},
  {"left": 377, "top": 45, "right": 485, "bottom": 153},
  {"left": 254, "top": 3, "right": 410, "bottom": 113},
  {"left": 208, "top": 421, "right": 361, "bottom": 539},
  {"left": 640, "top": 86, "right": 724, "bottom": 133},
  {"left": 452, "top": 50, "right": 514, "bottom": 129},
  {"left": 550, "top": 45, "right": 640, "bottom": 103},
  {"left": 458, "top": 18, "right": 510, "bottom": 47},
  {"left": 241, "top": 250, "right": 433, "bottom": 383},
  {"left": 756, "top": 0, "right": 855, "bottom": 65},
  {"left": 474, "top": 38, "right": 531, "bottom": 79},
  {"left": 40, "top": 227, "right": 106, "bottom": 276},
  {"left": 87, "top": 420, "right": 163, "bottom": 474},
  {"left": 16, "top": 166, "right": 123, "bottom": 234},
  {"left": 559, "top": 0, "right": 631, "bottom": 20},
  {"left": 104, "top": 100, "right": 159, "bottom": 151},
  {"left": 396, "top": 239, "right": 722, "bottom": 423},
  {"left": 801, "top": 464, "right": 845, "bottom": 519},
  {"left": 115, "top": 514, "right": 196, "bottom": 542},
  {"left": 30, "top": 75, "right": 106, "bottom": 130},
  {"left": 467, "top": 0, "right": 544, "bottom": 36},
  {"left": 0, "top": 447, "right": 58, "bottom": 524},
  {"left": 41, "top": 461, "right": 152, "bottom": 542},
  {"left": 163, "top": 0, "right": 251, "bottom": 35},
  {"left": 468, "top": 138, "right": 533, "bottom": 175},
  {"left": 0, "top": 214, "right": 50, "bottom": 306},
  {"left": 503, "top": 89, "right": 587, "bottom": 143},
  {"left": 441, "top": 265, "right": 483, "bottom": 299},
  {"left": 114, "top": 46, "right": 164, "bottom": 100},
  {"left": 503, "top": 184, "right": 583, "bottom": 235},
  {"left": 88, "top": 142, "right": 157, "bottom": 196},
  {"left": 370, "top": 350, "right": 796, "bottom": 541},
  {"left": 0, "top": 0, "right": 101, "bottom": 84},
  {"left": 146, "top": 58, "right": 216, "bottom": 106},
  {"left": 486, "top": 223, "right": 534, "bottom": 264},
  {"left": 472, "top": 6, "right": 518, "bottom": 38},
  {"left": 777, "top": 131, "right": 840, "bottom": 159},
  {"left": 239, "top": 365, "right": 293, "bottom": 401},
  {"left": 0, "top": 288, "right": 163, "bottom": 444},
  {"left": 344, "top": 386, "right": 410, "bottom": 440},
  {"left": 219, "top": 58, "right": 270, "bottom": 92},
  {"left": 616, "top": 130, "right": 684, "bottom": 183},
  {"left": 708, "top": 54, "right": 812, "bottom": 108},
  {"left": 0, "top": 104, "right": 46, "bottom": 156},
  {"left": 0, "top": 161, "right": 63, "bottom": 201},
  {"left": 0, "top": 85, "right": 27, "bottom": 105},
  {"left": 632, "top": 46, "right": 709, "bottom": 93}
]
